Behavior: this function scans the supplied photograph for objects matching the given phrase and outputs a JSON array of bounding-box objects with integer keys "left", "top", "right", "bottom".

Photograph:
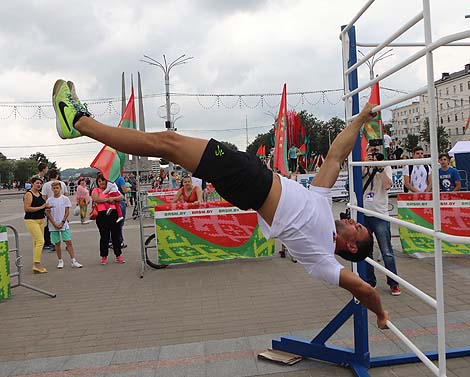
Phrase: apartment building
[{"left": 391, "top": 63, "right": 470, "bottom": 151}]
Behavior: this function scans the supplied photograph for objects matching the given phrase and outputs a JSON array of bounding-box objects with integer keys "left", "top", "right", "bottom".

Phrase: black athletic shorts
[{"left": 193, "top": 139, "right": 273, "bottom": 210}]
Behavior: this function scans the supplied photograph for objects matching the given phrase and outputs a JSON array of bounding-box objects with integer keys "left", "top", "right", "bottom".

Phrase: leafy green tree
[
  {"left": 28, "top": 152, "right": 58, "bottom": 170},
  {"left": 0, "top": 159, "right": 13, "bottom": 183},
  {"left": 220, "top": 141, "right": 238, "bottom": 151},
  {"left": 419, "top": 118, "right": 450, "bottom": 153},
  {"left": 14, "top": 159, "right": 37, "bottom": 183},
  {"left": 404, "top": 134, "right": 420, "bottom": 154},
  {"left": 246, "top": 128, "right": 275, "bottom": 155}
]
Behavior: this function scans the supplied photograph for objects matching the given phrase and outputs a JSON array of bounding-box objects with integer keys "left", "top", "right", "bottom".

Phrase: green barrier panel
[
  {"left": 398, "top": 193, "right": 470, "bottom": 256},
  {"left": 154, "top": 203, "right": 274, "bottom": 264},
  {"left": 0, "top": 225, "right": 11, "bottom": 301}
]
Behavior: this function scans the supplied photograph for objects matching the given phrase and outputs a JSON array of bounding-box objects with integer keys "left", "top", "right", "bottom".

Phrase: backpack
[{"left": 404, "top": 165, "right": 429, "bottom": 192}]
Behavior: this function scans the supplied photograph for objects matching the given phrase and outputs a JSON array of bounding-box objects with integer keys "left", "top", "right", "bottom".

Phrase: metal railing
[{"left": 341, "top": 1, "right": 470, "bottom": 376}]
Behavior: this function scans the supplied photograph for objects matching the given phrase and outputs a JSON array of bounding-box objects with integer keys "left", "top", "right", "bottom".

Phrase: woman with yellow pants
[{"left": 24, "top": 176, "right": 52, "bottom": 273}]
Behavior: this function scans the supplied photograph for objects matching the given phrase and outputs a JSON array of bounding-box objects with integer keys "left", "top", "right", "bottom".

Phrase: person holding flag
[{"left": 52, "top": 79, "right": 389, "bottom": 329}]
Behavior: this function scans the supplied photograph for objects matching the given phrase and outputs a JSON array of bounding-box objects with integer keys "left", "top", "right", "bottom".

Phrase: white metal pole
[{"left": 422, "top": 1, "right": 446, "bottom": 375}]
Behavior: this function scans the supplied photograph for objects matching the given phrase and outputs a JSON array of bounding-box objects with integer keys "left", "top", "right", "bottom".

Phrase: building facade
[{"left": 391, "top": 63, "right": 470, "bottom": 152}]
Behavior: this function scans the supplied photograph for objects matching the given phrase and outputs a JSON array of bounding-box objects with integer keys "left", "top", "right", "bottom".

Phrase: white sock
[{"left": 71, "top": 258, "right": 76, "bottom": 262}]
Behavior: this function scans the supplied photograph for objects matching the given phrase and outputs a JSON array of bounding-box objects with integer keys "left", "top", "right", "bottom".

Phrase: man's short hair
[
  {"left": 48, "top": 168, "right": 58, "bottom": 179},
  {"left": 51, "top": 181, "right": 61, "bottom": 188},
  {"left": 439, "top": 153, "right": 450, "bottom": 160},
  {"left": 412, "top": 146, "right": 424, "bottom": 154},
  {"left": 37, "top": 161, "right": 48, "bottom": 172},
  {"left": 336, "top": 230, "right": 374, "bottom": 262}
]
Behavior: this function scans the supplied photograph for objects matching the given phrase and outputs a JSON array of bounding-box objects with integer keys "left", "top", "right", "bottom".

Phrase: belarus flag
[{"left": 90, "top": 86, "right": 136, "bottom": 182}]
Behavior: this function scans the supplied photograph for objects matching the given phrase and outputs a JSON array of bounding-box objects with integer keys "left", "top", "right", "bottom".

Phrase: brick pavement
[{"left": 1, "top": 194, "right": 470, "bottom": 376}]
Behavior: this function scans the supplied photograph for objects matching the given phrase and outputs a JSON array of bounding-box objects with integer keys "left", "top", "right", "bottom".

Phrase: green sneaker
[{"left": 52, "top": 79, "right": 90, "bottom": 139}]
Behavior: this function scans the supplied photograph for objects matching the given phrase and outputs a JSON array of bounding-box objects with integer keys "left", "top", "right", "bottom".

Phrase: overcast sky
[{"left": 1, "top": 0, "right": 469, "bottom": 169}]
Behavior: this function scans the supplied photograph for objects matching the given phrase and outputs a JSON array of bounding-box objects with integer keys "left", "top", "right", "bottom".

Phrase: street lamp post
[{"left": 141, "top": 54, "right": 193, "bottom": 176}]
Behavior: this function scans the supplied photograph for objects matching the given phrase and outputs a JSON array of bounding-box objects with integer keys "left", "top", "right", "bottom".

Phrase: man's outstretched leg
[
  {"left": 53, "top": 79, "right": 281, "bottom": 224},
  {"left": 53, "top": 79, "right": 208, "bottom": 173}
]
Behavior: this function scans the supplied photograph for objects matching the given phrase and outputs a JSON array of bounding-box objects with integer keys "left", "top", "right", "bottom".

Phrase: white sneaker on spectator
[
  {"left": 57, "top": 259, "right": 64, "bottom": 269},
  {"left": 71, "top": 259, "right": 83, "bottom": 268}
]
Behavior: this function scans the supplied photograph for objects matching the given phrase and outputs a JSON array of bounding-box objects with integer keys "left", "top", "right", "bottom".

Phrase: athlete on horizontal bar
[{"left": 52, "top": 80, "right": 389, "bottom": 329}]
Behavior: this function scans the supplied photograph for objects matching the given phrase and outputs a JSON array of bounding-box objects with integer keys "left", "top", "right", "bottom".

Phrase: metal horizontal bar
[
  {"left": 346, "top": 87, "right": 427, "bottom": 122},
  {"left": 365, "top": 257, "right": 437, "bottom": 308},
  {"left": 386, "top": 321, "right": 440, "bottom": 376},
  {"left": 435, "top": 232, "right": 470, "bottom": 245},
  {"left": 348, "top": 204, "right": 436, "bottom": 237},
  {"left": 343, "top": 30, "right": 470, "bottom": 100},
  {"left": 357, "top": 42, "right": 470, "bottom": 47},
  {"left": 349, "top": 157, "right": 431, "bottom": 167},
  {"left": 345, "top": 12, "right": 423, "bottom": 75},
  {"left": 340, "top": 0, "right": 375, "bottom": 38}
]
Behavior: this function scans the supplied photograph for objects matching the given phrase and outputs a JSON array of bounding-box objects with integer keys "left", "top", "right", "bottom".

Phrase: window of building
[
  {"left": 440, "top": 117, "right": 443, "bottom": 124},
  {"left": 460, "top": 83, "right": 464, "bottom": 92},
  {"left": 464, "top": 127, "right": 466, "bottom": 134},
  {"left": 453, "top": 85, "right": 456, "bottom": 94},
  {"left": 462, "top": 98, "right": 464, "bottom": 107},
  {"left": 440, "top": 103, "right": 443, "bottom": 110},
  {"left": 448, "top": 116, "right": 451, "bottom": 123},
  {"left": 455, "top": 100, "right": 458, "bottom": 107},
  {"left": 468, "top": 81, "right": 470, "bottom": 90},
  {"left": 446, "top": 87, "right": 449, "bottom": 95},
  {"left": 447, "top": 102, "right": 450, "bottom": 109},
  {"left": 455, "top": 114, "right": 458, "bottom": 121},
  {"left": 439, "top": 90, "right": 442, "bottom": 98}
]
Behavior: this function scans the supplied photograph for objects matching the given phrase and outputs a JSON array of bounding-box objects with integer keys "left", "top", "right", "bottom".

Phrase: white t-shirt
[
  {"left": 403, "top": 165, "right": 431, "bottom": 192},
  {"left": 103, "top": 182, "right": 119, "bottom": 194},
  {"left": 41, "top": 180, "right": 68, "bottom": 199},
  {"left": 383, "top": 134, "right": 392, "bottom": 148},
  {"left": 257, "top": 176, "right": 343, "bottom": 286},
  {"left": 46, "top": 195, "right": 72, "bottom": 230},
  {"left": 363, "top": 166, "right": 392, "bottom": 214}
]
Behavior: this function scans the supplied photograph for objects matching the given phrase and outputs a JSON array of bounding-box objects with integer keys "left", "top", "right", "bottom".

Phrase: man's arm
[
  {"left": 339, "top": 269, "right": 389, "bottom": 329},
  {"left": 313, "top": 103, "right": 376, "bottom": 188}
]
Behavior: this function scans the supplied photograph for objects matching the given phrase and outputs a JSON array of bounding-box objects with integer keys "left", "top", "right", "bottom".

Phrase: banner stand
[{"left": 3, "top": 225, "right": 56, "bottom": 298}]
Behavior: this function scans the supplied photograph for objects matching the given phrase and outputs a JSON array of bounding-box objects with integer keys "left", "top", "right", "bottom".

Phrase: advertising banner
[
  {"left": 398, "top": 193, "right": 470, "bottom": 257},
  {"left": 0, "top": 226, "right": 11, "bottom": 301},
  {"left": 297, "top": 168, "right": 404, "bottom": 198},
  {"left": 154, "top": 201, "right": 274, "bottom": 264}
]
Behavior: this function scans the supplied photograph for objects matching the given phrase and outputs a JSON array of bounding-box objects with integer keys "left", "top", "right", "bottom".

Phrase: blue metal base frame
[{"left": 272, "top": 298, "right": 470, "bottom": 376}]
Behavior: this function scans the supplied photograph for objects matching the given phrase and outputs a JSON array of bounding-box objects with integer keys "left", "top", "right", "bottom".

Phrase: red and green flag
[
  {"left": 273, "top": 84, "right": 289, "bottom": 176},
  {"left": 91, "top": 86, "right": 136, "bottom": 182},
  {"left": 256, "top": 144, "right": 266, "bottom": 157},
  {"left": 360, "top": 82, "right": 382, "bottom": 160}
]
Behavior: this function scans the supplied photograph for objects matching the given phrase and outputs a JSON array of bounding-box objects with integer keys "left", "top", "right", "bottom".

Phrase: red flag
[
  {"left": 256, "top": 144, "right": 265, "bottom": 156},
  {"left": 361, "top": 82, "right": 382, "bottom": 160},
  {"left": 299, "top": 143, "right": 306, "bottom": 154},
  {"left": 91, "top": 86, "right": 136, "bottom": 182},
  {"left": 464, "top": 117, "right": 470, "bottom": 134},
  {"left": 273, "top": 84, "right": 289, "bottom": 176}
]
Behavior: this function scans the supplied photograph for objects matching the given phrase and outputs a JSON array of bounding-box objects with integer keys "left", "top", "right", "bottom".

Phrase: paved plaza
[{"left": 1, "top": 192, "right": 470, "bottom": 376}]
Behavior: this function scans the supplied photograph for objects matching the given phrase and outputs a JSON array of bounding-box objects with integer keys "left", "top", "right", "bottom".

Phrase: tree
[
  {"left": 0, "top": 152, "right": 7, "bottom": 161},
  {"left": 0, "top": 159, "right": 13, "bottom": 183},
  {"left": 220, "top": 141, "right": 238, "bottom": 151},
  {"left": 419, "top": 118, "right": 450, "bottom": 153},
  {"left": 246, "top": 128, "right": 275, "bottom": 155},
  {"left": 404, "top": 134, "right": 420, "bottom": 154},
  {"left": 13, "top": 158, "right": 37, "bottom": 183},
  {"left": 29, "top": 152, "right": 58, "bottom": 170}
]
